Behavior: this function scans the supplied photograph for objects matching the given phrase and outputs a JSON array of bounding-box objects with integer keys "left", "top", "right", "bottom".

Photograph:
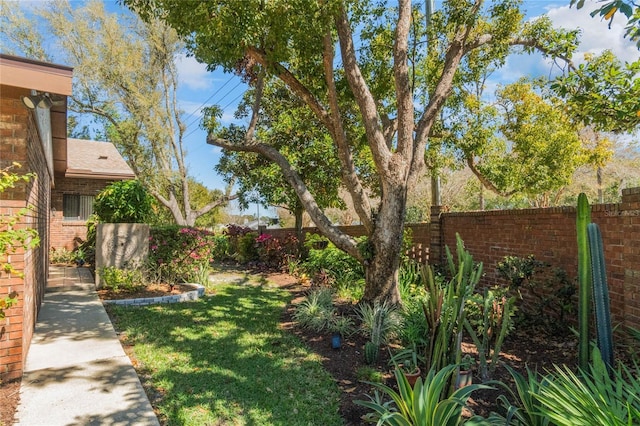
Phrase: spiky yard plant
[
  {"left": 355, "top": 364, "right": 491, "bottom": 426},
  {"left": 536, "top": 348, "right": 640, "bottom": 426}
]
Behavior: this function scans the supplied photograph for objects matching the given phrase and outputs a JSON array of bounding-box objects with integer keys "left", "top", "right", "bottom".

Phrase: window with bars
[{"left": 63, "top": 194, "right": 94, "bottom": 221}]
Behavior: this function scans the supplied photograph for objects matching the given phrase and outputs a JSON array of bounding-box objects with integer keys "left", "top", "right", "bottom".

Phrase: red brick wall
[
  {"left": 435, "top": 188, "right": 640, "bottom": 331},
  {"left": 50, "top": 177, "right": 116, "bottom": 250},
  {"left": 0, "top": 92, "right": 50, "bottom": 381}
]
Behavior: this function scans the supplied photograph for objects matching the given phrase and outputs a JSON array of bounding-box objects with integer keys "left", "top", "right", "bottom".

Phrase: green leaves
[
  {"left": 536, "top": 349, "right": 640, "bottom": 425},
  {"left": 94, "top": 180, "right": 153, "bottom": 223},
  {"left": 0, "top": 164, "right": 40, "bottom": 281},
  {"left": 571, "top": 0, "right": 640, "bottom": 48},
  {"left": 552, "top": 51, "right": 640, "bottom": 133},
  {"left": 355, "top": 365, "right": 492, "bottom": 426}
]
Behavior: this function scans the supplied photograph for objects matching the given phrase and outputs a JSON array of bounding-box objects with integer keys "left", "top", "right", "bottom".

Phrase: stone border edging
[{"left": 102, "top": 283, "right": 205, "bottom": 306}]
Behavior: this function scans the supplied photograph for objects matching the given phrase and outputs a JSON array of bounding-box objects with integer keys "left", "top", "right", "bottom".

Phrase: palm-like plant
[{"left": 355, "top": 364, "right": 491, "bottom": 426}]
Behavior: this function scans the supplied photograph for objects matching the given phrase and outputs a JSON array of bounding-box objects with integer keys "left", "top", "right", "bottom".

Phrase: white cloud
[
  {"left": 175, "top": 53, "right": 213, "bottom": 90},
  {"left": 545, "top": 3, "right": 638, "bottom": 64},
  {"left": 179, "top": 100, "right": 206, "bottom": 117}
]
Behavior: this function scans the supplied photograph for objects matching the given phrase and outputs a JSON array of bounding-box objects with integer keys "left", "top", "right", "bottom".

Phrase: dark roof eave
[{"left": 64, "top": 170, "right": 136, "bottom": 180}]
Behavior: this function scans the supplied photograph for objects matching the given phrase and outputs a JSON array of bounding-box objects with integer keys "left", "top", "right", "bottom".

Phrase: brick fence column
[
  {"left": 429, "top": 205, "right": 444, "bottom": 265},
  {"left": 621, "top": 187, "right": 640, "bottom": 331}
]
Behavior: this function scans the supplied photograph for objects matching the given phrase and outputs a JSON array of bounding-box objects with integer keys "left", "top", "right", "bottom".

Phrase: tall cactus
[
  {"left": 588, "top": 222, "right": 615, "bottom": 370},
  {"left": 576, "top": 193, "right": 592, "bottom": 370}
]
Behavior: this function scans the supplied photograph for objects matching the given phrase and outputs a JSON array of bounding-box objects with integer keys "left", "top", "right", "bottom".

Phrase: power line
[
  {"left": 183, "top": 81, "right": 246, "bottom": 142},
  {"left": 183, "top": 77, "right": 240, "bottom": 129}
]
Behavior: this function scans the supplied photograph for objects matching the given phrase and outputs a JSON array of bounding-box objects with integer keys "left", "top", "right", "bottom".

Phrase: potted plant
[
  {"left": 329, "top": 315, "right": 354, "bottom": 350},
  {"left": 456, "top": 355, "right": 474, "bottom": 389},
  {"left": 390, "top": 345, "right": 423, "bottom": 387}
]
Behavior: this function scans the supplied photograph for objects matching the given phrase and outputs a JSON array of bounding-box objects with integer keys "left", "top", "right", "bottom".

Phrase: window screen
[{"left": 63, "top": 194, "right": 94, "bottom": 220}]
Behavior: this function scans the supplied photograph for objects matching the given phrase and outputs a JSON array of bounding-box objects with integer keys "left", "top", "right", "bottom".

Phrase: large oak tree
[{"left": 127, "top": 0, "right": 579, "bottom": 303}]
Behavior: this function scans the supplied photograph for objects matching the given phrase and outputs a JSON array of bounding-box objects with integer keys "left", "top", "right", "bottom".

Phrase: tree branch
[
  {"left": 208, "top": 135, "right": 361, "bottom": 260},
  {"left": 413, "top": 0, "right": 482, "bottom": 182},
  {"left": 466, "top": 156, "right": 516, "bottom": 198},
  {"left": 394, "top": 0, "right": 414, "bottom": 159},
  {"left": 322, "top": 31, "right": 373, "bottom": 232},
  {"left": 334, "top": 5, "right": 391, "bottom": 176},
  {"left": 246, "top": 46, "right": 333, "bottom": 130}
]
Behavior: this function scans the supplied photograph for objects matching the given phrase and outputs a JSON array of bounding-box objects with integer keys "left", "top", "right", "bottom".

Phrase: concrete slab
[{"left": 15, "top": 267, "right": 159, "bottom": 426}]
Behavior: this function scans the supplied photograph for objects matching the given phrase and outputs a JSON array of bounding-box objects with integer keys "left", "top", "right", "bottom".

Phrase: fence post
[
  {"left": 621, "top": 187, "right": 640, "bottom": 332},
  {"left": 429, "top": 205, "right": 444, "bottom": 265}
]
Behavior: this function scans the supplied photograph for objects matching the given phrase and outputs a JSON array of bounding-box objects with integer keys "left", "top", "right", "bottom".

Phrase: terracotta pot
[
  {"left": 404, "top": 367, "right": 421, "bottom": 387},
  {"left": 455, "top": 369, "right": 473, "bottom": 389}
]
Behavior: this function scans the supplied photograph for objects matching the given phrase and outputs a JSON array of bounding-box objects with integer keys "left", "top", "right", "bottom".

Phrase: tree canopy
[{"left": 125, "top": 0, "right": 583, "bottom": 303}]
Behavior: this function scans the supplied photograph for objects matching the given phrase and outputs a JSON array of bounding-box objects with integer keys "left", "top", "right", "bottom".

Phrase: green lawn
[{"left": 108, "top": 280, "right": 343, "bottom": 425}]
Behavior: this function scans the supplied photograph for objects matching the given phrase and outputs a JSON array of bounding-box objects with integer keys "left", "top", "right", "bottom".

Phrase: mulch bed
[
  {"left": 262, "top": 269, "right": 581, "bottom": 424},
  {"left": 97, "top": 283, "right": 197, "bottom": 300},
  {"left": 0, "top": 379, "right": 20, "bottom": 426}
]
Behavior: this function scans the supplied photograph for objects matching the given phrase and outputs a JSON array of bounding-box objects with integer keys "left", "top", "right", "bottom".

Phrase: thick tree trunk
[{"left": 361, "top": 186, "right": 405, "bottom": 305}]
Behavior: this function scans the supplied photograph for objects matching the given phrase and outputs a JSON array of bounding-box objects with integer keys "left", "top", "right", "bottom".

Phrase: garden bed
[{"left": 97, "top": 283, "right": 198, "bottom": 300}]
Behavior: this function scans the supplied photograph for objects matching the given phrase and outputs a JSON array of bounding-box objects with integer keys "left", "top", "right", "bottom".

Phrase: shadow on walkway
[{"left": 15, "top": 266, "right": 159, "bottom": 426}]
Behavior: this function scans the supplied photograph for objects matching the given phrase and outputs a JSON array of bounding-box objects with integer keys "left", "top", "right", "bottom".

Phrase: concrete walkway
[{"left": 15, "top": 267, "right": 159, "bottom": 426}]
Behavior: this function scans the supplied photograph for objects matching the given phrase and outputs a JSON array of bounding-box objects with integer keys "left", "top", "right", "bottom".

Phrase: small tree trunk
[
  {"left": 597, "top": 166, "right": 603, "bottom": 203},
  {"left": 294, "top": 205, "right": 305, "bottom": 255}
]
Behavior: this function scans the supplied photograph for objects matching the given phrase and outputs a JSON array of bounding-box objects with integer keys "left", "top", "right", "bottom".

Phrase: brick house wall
[
  {"left": 50, "top": 176, "right": 117, "bottom": 250},
  {"left": 0, "top": 94, "right": 50, "bottom": 381}
]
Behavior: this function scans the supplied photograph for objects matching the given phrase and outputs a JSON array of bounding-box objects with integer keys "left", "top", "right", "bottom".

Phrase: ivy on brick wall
[{"left": 0, "top": 163, "right": 40, "bottom": 319}]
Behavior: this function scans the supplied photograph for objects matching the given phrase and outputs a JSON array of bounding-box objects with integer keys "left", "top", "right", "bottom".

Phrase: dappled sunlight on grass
[{"left": 108, "top": 281, "right": 342, "bottom": 425}]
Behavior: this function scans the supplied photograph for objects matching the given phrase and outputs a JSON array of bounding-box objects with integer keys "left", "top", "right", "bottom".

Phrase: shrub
[
  {"left": 236, "top": 231, "right": 259, "bottom": 262},
  {"left": 255, "top": 232, "right": 299, "bottom": 269},
  {"left": 93, "top": 180, "right": 153, "bottom": 223},
  {"left": 497, "top": 255, "right": 576, "bottom": 332},
  {"left": 50, "top": 247, "right": 75, "bottom": 264},
  {"left": 210, "top": 234, "right": 231, "bottom": 261},
  {"left": 300, "top": 234, "right": 364, "bottom": 291},
  {"left": 223, "top": 224, "right": 254, "bottom": 257},
  {"left": 98, "top": 265, "right": 145, "bottom": 292},
  {"left": 293, "top": 288, "right": 336, "bottom": 332},
  {"left": 148, "top": 226, "right": 216, "bottom": 284}
]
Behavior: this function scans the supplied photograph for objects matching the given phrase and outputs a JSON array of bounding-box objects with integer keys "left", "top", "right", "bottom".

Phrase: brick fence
[
  {"left": 266, "top": 186, "right": 640, "bottom": 332},
  {"left": 266, "top": 223, "right": 431, "bottom": 264},
  {"left": 433, "top": 187, "right": 640, "bottom": 331}
]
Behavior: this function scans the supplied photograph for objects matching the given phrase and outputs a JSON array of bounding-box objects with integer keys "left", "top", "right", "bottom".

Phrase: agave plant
[
  {"left": 355, "top": 364, "right": 491, "bottom": 426},
  {"left": 357, "top": 300, "right": 402, "bottom": 347}
]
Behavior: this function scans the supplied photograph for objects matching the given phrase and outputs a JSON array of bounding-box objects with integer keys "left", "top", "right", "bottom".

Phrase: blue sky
[{"left": 10, "top": 0, "right": 639, "bottom": 215}]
